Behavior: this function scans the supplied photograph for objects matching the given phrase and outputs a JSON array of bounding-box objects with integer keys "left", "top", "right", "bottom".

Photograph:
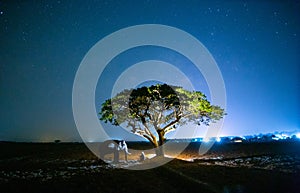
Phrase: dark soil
[{"left": 1, "top": 141, "right": 299, "bottom": 193}]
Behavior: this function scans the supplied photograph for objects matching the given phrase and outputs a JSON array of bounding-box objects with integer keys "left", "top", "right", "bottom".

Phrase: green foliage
[{"left": 99, "top": 84, "right": 225, "bottom": 147}]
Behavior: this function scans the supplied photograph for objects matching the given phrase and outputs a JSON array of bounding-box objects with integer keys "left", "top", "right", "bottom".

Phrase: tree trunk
[
  {"left": 155, "top": 146, "right": 164, "bottom": 156},
  {"left": 157, "top": 131, "right": 165, "bottom": 157},
  {"left": 113, "top": 149, "right": 119, "bottom": 163},
  {"left": 144, "top": 132, "right": 165, "bottom": 157}
]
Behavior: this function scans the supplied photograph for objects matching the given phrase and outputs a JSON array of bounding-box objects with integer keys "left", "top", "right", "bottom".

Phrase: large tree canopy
[{"left": 99, "top": 84, "right": 225, "bottom": 156}]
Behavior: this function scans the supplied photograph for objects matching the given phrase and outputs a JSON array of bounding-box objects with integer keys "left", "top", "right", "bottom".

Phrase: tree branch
[
  {"left": 142, "top": 122, "right": 158, "bottom": 143},
  {"left": 143, "top": 135, "right": 157, "bottom": 147},
  {"left": 132, "top": 129, "right": 155, "bottom": 146},
  {"left": 161, "top": 118, "right": 179, "bottom": 131},
  {"left": 164, "top": 126, "right": 176, "bottom": 134}
]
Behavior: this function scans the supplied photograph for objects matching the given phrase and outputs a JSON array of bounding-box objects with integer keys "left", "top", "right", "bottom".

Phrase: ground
[{"left": 0, "top": 141, "right": 299, "bottom": 193}]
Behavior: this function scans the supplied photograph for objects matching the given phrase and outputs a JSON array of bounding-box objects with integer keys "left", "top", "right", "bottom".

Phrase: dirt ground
[{"left": 1, "top": 141, "right": 299, "bottom": 193}]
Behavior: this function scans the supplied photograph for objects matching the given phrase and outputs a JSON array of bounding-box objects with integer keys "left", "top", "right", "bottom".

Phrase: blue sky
[{"left": 0, "top": 1, "right": 299, "bottom": 141}]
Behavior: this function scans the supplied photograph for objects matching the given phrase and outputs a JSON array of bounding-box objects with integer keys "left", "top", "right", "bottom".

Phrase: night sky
[{"left": 0, "top": 1, "right": 299, "bottom": 142}]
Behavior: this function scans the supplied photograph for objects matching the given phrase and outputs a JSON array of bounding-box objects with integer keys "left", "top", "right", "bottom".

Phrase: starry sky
[{"left": 0, "top": 0, "right": 299, "bottom": 142}]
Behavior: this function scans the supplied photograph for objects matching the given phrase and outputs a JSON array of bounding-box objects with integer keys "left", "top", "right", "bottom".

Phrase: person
[
  {"left": 119, "top": 140, "right": 131, "bottom": 162},
  {"left": 139, "top": 151, "right": 146, "bottom": 162}
]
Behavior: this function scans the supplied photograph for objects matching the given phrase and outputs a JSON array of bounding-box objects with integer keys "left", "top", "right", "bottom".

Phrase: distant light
[
  {"left": 234, "top": 140, "right": 243, "bottom": 143},
  {"left": 296, "top": 133, "right": 300, "bottom": 139},
  {"left": 216, "top": 137, "right": 221, "bottom": 142},
  {"left": 282, "top": 134, "right": 288, "bottom": 138},
  {"left": 203, "top": 138, "right": 210, "bottom": 143}
]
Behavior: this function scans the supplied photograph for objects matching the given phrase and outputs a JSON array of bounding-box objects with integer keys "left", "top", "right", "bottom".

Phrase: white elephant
[
  {"left": 99, "top": 140, "right": 131, "bottom": 163},
  {"left": 99, "top": 140, "right": 120, "bottom": 163}
]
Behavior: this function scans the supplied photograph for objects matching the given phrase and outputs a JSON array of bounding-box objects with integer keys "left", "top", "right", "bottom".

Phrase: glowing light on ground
[{"left": 234, "top": 140, "right": 242, "bottom": 143}]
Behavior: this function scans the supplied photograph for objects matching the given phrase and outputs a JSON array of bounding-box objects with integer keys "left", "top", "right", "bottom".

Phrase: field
[{"left": 1, "top": 141, "right": 299, "bottom": 193}]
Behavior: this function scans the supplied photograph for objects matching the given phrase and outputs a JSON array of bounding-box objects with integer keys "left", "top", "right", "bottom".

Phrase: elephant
[
  {"left": 99, "top": 140, "right": 132, "bottom": 163},
  {"left": 99, "top": 140, "right": 121, "bottom": 163}
]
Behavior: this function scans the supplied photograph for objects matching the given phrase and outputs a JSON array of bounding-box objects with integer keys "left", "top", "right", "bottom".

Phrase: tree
[{"left": 99, "top": 84, "right": 225, "bottom": 156}]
